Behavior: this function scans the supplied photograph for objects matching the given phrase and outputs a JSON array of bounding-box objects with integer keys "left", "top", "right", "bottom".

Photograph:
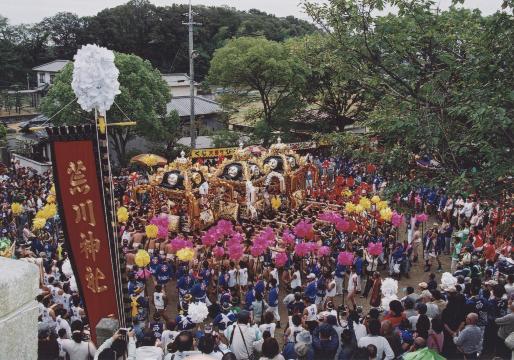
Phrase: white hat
[{"left": 307, "top": 273, "right": 316, "bottom": 279}]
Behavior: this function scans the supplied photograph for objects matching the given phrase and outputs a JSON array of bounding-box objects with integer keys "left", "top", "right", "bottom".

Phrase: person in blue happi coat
[{"left": 213, "top": 302, "right": 236, "bottom": 331}]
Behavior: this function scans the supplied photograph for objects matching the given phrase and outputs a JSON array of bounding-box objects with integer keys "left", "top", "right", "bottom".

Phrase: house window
[
  {"left": 50, "top": 74, "right": 55, "bottom": 84},
  {"left": 39, "top": 73, "right": 45, "bottom": 84}
]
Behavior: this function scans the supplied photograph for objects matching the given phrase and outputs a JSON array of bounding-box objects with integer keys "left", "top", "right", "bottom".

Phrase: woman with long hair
[{"left": 60, "top": 320, "right": 96, "bottom": 360}]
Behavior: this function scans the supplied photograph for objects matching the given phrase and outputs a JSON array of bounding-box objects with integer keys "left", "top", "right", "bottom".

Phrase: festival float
[
  {"left": 132, "top": 151, "right": 211, "bottom": 232},
  {"left": 210, "top": 143, "right": 265, "bottom": 221},
  {"left": 259, "top": 137, "right": 318, "bottom": 211}
]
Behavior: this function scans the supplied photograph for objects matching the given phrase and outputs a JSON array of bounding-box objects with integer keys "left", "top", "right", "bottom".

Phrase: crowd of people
[{"left": 4, "top": 154, "right": 513, "bottom": 360}]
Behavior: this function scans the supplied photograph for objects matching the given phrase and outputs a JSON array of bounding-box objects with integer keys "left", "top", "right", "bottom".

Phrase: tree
[
  {"left": 305, "top": 0, "right": 514, "bottom": 196},
  {"left": 40, "top": 12, "right": 84, "bottom": 59},
  {"left": 212, "top": 129, "right": 242, "bottom": 148},
  {"left": 287, "top": 34, "right": 379, "bottom": 131},
  {"left": 41, "top": 52, "right": 172, "bottom": 165},
  {"left": 208, "top": 36, "right": 307, "bottom": 145}
]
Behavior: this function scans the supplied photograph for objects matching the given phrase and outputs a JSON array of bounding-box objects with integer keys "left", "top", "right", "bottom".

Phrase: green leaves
[{"left": 304, "top": 0, "right": 514, "bottom": 197}]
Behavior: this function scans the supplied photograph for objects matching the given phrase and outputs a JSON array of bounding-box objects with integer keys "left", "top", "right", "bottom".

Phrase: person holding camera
[{"left": 94, "top": 329, "right": 128, "bottom": 360}]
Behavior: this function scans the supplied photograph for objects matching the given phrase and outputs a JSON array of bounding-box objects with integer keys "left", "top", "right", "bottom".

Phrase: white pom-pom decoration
[
  {"left": 440, "top": 272, "right": 457, "bottom": 290},
  {"left": 62, "top": 259, "right": 74, "bottom": 278},
  {"left": 381, "top": 277, "right": 398, "bottom": 297},
  {"left": 188, "top": 302, "right": 209, "bottom": 324},
  {"left": 70, "top": 275, "right": 78, "bottom": 293},
  {"left": 72, "top": 44, "right": 120, "bottom": 115},
  {"left": 381, "top": 277, "right": 399, "bottom": 310}
]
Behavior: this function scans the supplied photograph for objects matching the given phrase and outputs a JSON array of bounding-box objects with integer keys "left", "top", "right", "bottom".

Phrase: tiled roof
[
  {"left": 32, "top": 60, "right": 70, "bottom": 72},
  {"left": 167, "top": 96, "right": 222, "bottom": 117}
]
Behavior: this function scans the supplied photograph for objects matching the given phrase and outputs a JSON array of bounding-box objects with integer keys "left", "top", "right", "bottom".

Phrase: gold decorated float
[{"left": 131, "top": 141, "right": 319, "bottom": 231}]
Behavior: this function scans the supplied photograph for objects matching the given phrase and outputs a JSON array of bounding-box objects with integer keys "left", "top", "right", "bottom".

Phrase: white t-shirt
[
  {"left": 154, "top": 292, "right": 165, "bottom": 310},
  {"left": 56, "top": 316, "right": 72, "bottom": 338},
  {"left": 305, "top": 304, "right": 317, "bottom": 321},
  {"left": 270, "top": 268, "right": 279, "bottom": 286},
  {"left": 224, "top": 324, "right": 260, "bottom": 360},
  {"left": 326, "top": 280, "right": 336, "bottom": 297},
  {"left": 290, "top": 271, "right": 302, "bottom": 290},
  {"left": 358, "top": 335, "right": 395, "bottom": 360},
  {"left": 238, "top": 268, "right": 248, "bottom": 286},
  {"left": 259, "top": 323, "right": 276, "bottom": 337},
  {"left": 348, "top": 273, "right": 358, "bottom": 292},
  {"left": 161, "top": 330, "right": 179, "bottom": 354},
  {"left": 228, "top": 269, "right": 238, "bottom": 287},
  {"left": 61, "top": 339, "right": 96, "bottom": 360}
]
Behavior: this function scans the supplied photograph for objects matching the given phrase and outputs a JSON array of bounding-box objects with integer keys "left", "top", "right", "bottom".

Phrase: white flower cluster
[
  {"left": 72, "top": 44, "right": 120, "bottom": 115},
  {"left": 188, "top": 302, "right": 209, "bottom": 324},
  {"left": 381, "top": 277, "right": 399, "bottom": 310}
]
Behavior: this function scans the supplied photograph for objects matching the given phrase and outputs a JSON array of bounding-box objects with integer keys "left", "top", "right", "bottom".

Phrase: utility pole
[{"left": 183, "top": 0, "right": 201, "bottom": 149}]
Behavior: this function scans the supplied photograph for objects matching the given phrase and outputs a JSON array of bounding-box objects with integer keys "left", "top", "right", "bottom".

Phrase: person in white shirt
[
  {"left": 128, "top": 328, "right": 163, "bottom": 360},
  {"left": 357, "top": 319, "right": 395, "bottom": 360},
  {"left": 61, "top": 321, "right": 96, "bottom": 360},
  {"left": 228, "top": 262, "right": 238, "bottom": 289},
  {"left": 55, "top": 311, "right": 72, "bottom": 339},
  {"left": 224, "top": 310, "right": 261, "bottom": 360},
  {"left": 290, "top": 264, "right": 302, "bottom": 290},
  {"left": 259, "top": 311, "right": 277, "bottom": 338},
  {"left": 238, "top": 262, "right": 248, "bottom": 288}
]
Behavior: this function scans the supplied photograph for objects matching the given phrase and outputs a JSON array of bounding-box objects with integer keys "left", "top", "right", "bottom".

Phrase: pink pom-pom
[
  {"left": 368, "top": 242, "right": 383, "bottom": 256},
  {"left": 294, "top": 242, "right": 310, "bottom": 257},
  {"left": 170, "top": 236, "right": 190, "bottom": 252},
  {"left": 335, "top": 219, "right": 350, "bottom": 232},
  {"left": 201, "top": 232, "right": 217, "bottom": 247},
  {"left": 228, "top": 244, "right": 244, "bottom": 260},
  {"left": 150, "top": 215, "right": 170, "bottom": 239},
  {"left": 415, "top": 213, "right": 429, "bottom": 223},
  {"left": 275, "top": 252, "right": 288, "bottom": 267},
  {"left": 216, "top": 219, "right": 234, "bottom": 236},
  {"left": 338, "top": 251, "right": 354, "bottom": 266},
  {"left": 293, "top": 219, "right": 313, "bottom": 238},
  {"left": 391, "top": 212, "right": 405, "bottom": 228},
  {"left": 318, "top": 246, "right": 331, "bottom": 256},
  {"left": 319, "top": 212, "right": 342, "bottom": 223},
  {"left": 282, "top": 229, "right": 295, "bottom": 245},
  {"left": 213, "top": 246, "right": 225, "bottom": 258}
]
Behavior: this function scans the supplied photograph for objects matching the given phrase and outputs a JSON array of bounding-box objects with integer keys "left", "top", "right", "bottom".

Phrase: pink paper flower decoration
[
  {"left": 170, "top": 236, "right": 187, "bottom": 252},
  {"left": 416, "top": 213, "right": 429, "bottom": 223},
  {"left": 216, "top": 219, "right": 234, "bottom": 236},
  {"left": 228, "top": 245, "right": 244, "bottom": 260},
  {"left": 282, "top": 229, "right": 295, "bottom": 245},
  {"left": 294, "top": 242, "right": 311, "bottom": 257},
  {"left": 318, "top": 246, "right": 331, "bottom": 256},
  {"left": 201, "top": 232, "right": 217, "bottom": 246},
  {"left": 319, "top": 212, "right": 342, "bottom": 223},
  {"left": 338, "top": 251, "right": 354, "bottom": 266},
  {"left": 368, "top": 242, "right": 383, "bottom": 256},
  {"left": 213, "top": 246, "right": 225, "bottom": 258},
  {"left": 293, "top": 219, "right": 313, "bottom": 239},
  {"left": 150, "top": 215, "right": 169, "bottom": 239},
  {"left": 391, "top": 212, "right": 405, "bottom": 228},
  {"left": 275, "top": 252, "right": 288, "bottom": 267},
  {"left": 335, "top": 218, "right": 350, "bottom": 232}
]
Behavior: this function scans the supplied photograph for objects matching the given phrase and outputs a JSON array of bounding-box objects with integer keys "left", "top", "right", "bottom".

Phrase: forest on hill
[{"left": 0, "top": 0, "right": 317, "bottom": 87}]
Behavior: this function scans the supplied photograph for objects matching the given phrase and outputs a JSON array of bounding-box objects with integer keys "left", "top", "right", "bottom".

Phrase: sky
[{"left": 0, "top": 0, "right": 505, "bottom": 24}]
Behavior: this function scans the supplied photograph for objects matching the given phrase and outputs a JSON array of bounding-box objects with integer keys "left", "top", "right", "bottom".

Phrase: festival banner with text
[{"left": 52, "top": 140, "right": 118, "bottom": 336}]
